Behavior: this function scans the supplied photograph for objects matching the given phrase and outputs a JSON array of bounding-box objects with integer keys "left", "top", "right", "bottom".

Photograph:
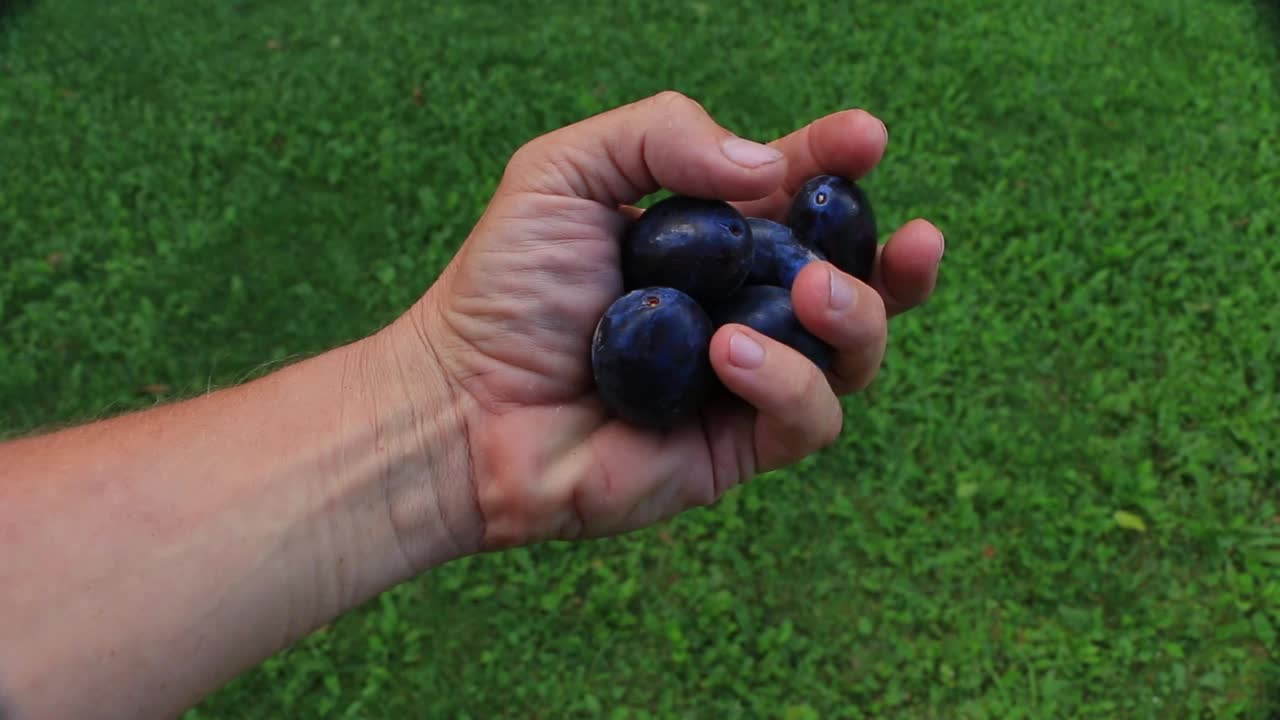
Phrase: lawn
[{"left": 2, "top": 0, "right": 1279, "bottom": 717}]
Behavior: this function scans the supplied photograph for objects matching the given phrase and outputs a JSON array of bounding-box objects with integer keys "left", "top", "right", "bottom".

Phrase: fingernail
[
  {"left": 728, "top": 331, "right": 765, "bottom": 369},
  {"left": 937, "top": 231, "right": 946, "bottom": 259},
  {"left": 828, "top": 266, "right": 856, "bottom": 310},
  {"left": 721, "top": 137, "right": 784, "bottom": 168},
  {"left": 878, "top": 118, "right": 888, "bottom": 144}
]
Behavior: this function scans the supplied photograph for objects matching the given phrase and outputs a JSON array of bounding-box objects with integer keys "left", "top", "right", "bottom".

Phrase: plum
[
  {"left": 622, "top": 195, "right": 754, "bottom": 304},
  {"left": 745, "top": 217, "right": 827, "bottom": 289},
  {"left": 710, "top": 285, "right": 833, "bottom": 370},
  {"left": 787, "top": 174, "right": 877, "bottom": 282},
  {"left": 591, "top": 287, "right": 714, "bottom": 427}
]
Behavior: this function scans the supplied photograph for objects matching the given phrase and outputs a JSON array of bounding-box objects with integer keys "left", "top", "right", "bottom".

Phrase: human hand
[
  {"left": 382, "top": 91, "right": 944, "bottom": 563},
  {"left": 0, "top": 90, "right": 941, "bottom": 720}
]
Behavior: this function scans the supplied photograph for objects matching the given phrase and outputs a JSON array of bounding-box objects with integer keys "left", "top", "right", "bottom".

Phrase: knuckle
[
  {"left": 502, "top": 138, "right": 542, "bottom": 180},
  {"left": 690, "top": 478, "right": 718, "bottom": 508},
  {"left": 766, "top": 371, "right": 841, "bottom": 462},
  {"left": 646, "top": 89, "right": 704, "bottom": 116},
  {"left": 775, "top": 362, "right": 828, "bottom": 433},
  {"left": 852, "top": 375, "right": 873, "bottom": 393},
  {"left": 818, "top": 403, "right": 844, "bottom": 448},
  {"left": 869, "top": 289, "right": 889, "bottom": 326},
  {"left": 797, "top": 361, "right": 827, "bottom": 404},
  {"left": 502, "top": 134, "right": 598, "bottom": 198},
  {"left": 834, "top": 361, "right": 875, "bottom": 395},
  {"left": 506, "top": 126, "right": 569, "bottom": 171},
  {"left": 676, "top": 466, "right": 717, "bottom": 509},
  {"left": 778, "top": 373, "right": 808, "bottom": 409}
]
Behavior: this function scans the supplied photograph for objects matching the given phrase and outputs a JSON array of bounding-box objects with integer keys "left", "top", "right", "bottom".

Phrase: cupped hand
[{"left": 396, "top": 91, "right": 944, "bottom": 554}]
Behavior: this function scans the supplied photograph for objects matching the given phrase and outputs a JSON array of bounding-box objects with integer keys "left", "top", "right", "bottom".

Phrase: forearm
[{"left": 0, "top": 326, "right": 476, "bottom": 720}]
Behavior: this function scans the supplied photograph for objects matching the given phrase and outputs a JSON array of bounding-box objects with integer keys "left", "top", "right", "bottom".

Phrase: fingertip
[
  {"left": 710, "top": 323, "right": 760, "bottom": 375},
  {"left": 791, "top": 261, "right": 878, "bottom": 332},
  {"left": 891, "top": 218, "right": 944, "bottom": 250},
  {"left": 716, "top": 137, "right": 791, "bottom": 201},
  {"left": 849, "top": 108, "right": 889, "bottom": 149},
  {"left": 877, "top": 218, "right": 943, "bottom": 312},
  {"left": 811, "top": 108, "right": 888, "bottom": 178},
  {"left": 710, "top": 323, "right": 830, "bottom": 407},
  {"left": 710, "top": 324, "right": 790, "bottom": 390},
  {"left": 790, "top": 260, "right": 840, "bottom": 316},
  {"left": 789, "top": 266, "right": 829, "bottom": 346},
  {"left": 889, "top": 218, "right": 942, "bottom": 250}
]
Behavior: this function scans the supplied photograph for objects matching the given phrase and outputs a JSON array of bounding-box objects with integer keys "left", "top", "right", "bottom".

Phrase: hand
[{"left": 387, "top": 91, "right": 944, "bottom": 559}]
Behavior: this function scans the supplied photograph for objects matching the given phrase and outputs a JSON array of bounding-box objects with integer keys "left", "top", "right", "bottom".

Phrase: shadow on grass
[
  {"left": 1259, "top": 0, "right": 1280, "bottom": 100},
  {"left": 1258, "top": 0, "right": 1280, "bottom": 53},
  {"left": 0, "top": 0, "right": 36, "bottom": 32}
]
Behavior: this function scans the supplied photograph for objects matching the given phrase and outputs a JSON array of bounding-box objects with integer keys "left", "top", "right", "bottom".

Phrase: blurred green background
[{"left": 3, "top": 1, "right": 1279, "bottom": 717}]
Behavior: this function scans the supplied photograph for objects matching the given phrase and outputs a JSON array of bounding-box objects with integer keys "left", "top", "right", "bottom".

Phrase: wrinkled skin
[{"left": 388, "top": 91, "right": 945, "bottom": 557}]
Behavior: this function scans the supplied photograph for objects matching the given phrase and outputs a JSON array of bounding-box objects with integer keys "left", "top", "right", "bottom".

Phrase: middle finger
[{"left": 789, "top": 261, "right": 888, "bottom": 395}]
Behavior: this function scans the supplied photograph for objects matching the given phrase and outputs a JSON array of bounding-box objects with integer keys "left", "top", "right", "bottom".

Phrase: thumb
[{"left": 499, "top": 90, "right": 788, "bottom": 207}]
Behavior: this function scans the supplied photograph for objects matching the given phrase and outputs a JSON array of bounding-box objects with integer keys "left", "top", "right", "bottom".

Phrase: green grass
[{"left": 3, "top": 0, "right": 1280, "bottom": 717}]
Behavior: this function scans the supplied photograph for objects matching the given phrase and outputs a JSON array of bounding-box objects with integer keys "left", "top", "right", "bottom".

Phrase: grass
[{"left": 3, "top": 0, "right": 1279, "bottom": 717}]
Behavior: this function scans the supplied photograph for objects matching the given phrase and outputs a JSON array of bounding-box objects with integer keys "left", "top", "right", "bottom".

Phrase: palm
[
  {"left": 436, "top": 194, "right": 621, "bottom": 406},
  {"left": 429, "top": 192, "right": 737, "bottom": 546}
]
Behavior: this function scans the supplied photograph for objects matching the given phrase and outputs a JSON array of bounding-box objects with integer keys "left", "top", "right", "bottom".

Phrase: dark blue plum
[
  {"left": 591, "top": 287, "right": 714, "bottom": 428},
  {"left": 745, "top": 217, "right": 827, "bottom": 289},
  {"left": 621, "top": 195, "right": 754, "bottom": 304},
  {"left": 710, "top": 285, "right": 833, "bottom": 370},
  {"left": 787, "top": 174, "right": 877, "bottom": 282}
]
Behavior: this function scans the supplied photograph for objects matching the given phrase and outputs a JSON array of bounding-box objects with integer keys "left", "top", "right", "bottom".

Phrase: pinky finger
[{"left": 871, "top": 218, "right": 945, "bottom": 318}]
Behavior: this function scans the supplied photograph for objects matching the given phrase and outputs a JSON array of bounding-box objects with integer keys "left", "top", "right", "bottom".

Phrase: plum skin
[
  {"left": 621, "top": 195, "right": 755, "bottom": 304},
  {"left": 787, "top": 174, "right": 877, "bottom": 282},
  {"left": 745, "top": 217, "right": 826, "bottom": 289},
  {"left": 710, "top": 285, "right": 833, "bottom": 370},
  {"left": 591, "top": 287, "right": 715, "bottom": 428}
]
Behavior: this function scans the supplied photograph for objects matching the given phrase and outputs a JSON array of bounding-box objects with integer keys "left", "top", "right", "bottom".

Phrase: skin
[{"left": 0, "top": 91, "right": 943, "bottom": 720}]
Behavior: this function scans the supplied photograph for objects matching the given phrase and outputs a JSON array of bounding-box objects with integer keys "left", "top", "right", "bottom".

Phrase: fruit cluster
[{"left": 591, "top": 174, "right": 877, "bottom": 428}]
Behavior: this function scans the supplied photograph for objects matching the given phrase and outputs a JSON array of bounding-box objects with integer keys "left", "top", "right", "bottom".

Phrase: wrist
[{"left": 343, "top": 307, "right": 483, "bottom": 579}]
